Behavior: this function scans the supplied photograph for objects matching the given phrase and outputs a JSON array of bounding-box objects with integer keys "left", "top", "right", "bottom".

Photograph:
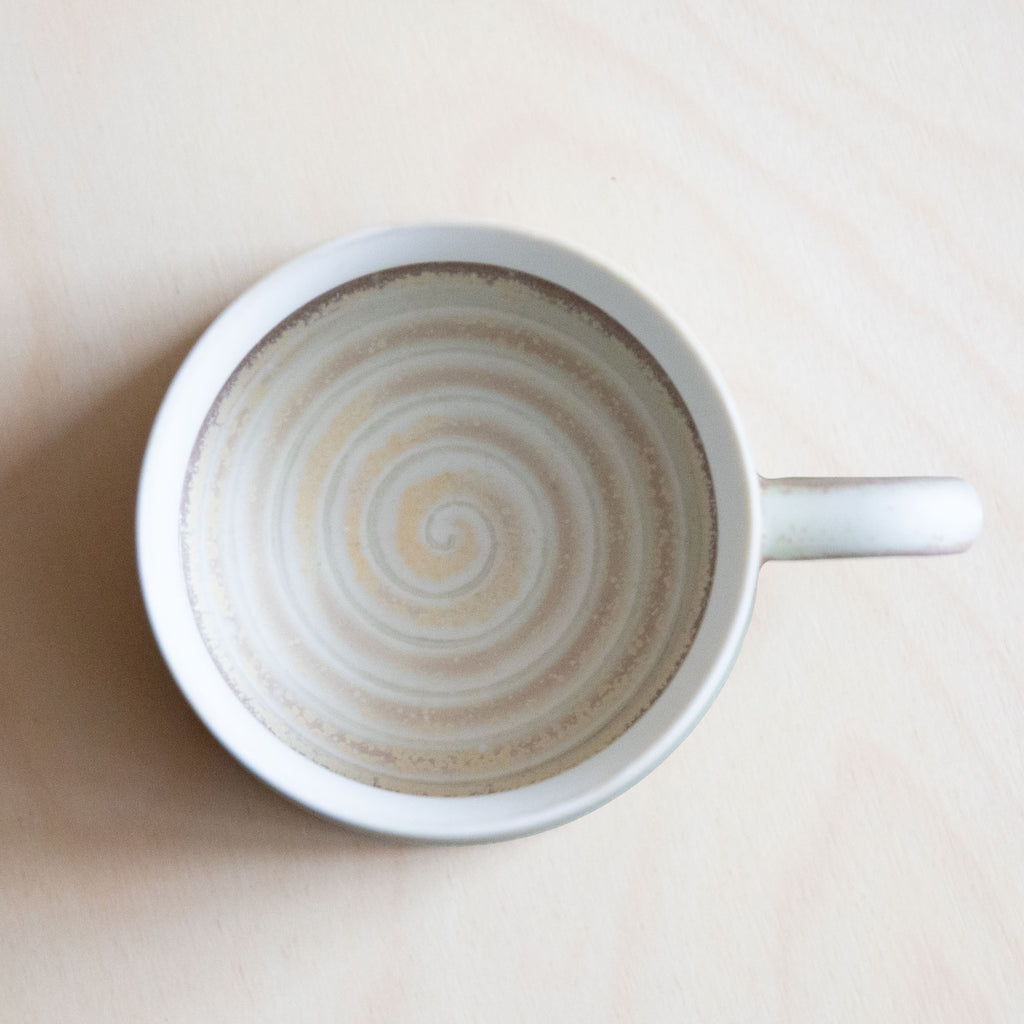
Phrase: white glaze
[{"left": 761, "top": 476, "right": 982, "bottom": 560}]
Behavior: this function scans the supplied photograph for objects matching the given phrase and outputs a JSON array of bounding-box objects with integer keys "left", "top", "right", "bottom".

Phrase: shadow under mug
[{"left": 137, "top": 224, "right": 981, "bottom": 842}]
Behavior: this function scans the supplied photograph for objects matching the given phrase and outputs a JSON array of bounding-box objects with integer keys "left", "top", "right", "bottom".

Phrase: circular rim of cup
[{"left": 136, "top": 223, "right": 762, "bottom": 843}]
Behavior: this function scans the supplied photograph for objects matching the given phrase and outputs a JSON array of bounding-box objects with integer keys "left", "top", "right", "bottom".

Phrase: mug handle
[{"left": 760, "top": 477, "right": 983, "bottom": 561}]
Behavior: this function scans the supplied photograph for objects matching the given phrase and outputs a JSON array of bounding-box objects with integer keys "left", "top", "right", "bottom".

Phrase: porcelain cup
[{"left": 137, "top": 224, "right": 981, "bottom": 842}]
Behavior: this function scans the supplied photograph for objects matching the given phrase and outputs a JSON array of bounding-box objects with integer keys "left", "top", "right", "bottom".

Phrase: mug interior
[{"left": 137, "top": 225, "right": 761, "bottom": 841}]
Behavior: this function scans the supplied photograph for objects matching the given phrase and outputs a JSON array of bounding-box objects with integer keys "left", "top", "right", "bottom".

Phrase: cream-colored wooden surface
[{"left": 2, "top": 2, "right": 1021, "bottom": 1020}]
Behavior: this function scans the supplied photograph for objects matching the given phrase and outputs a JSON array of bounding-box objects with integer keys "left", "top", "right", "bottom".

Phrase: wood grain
[{"left": 2, "top": 1, "right": 1021, "bottom": 1020}]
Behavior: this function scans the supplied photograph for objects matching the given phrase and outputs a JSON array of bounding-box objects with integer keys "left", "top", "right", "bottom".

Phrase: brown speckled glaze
[{"left": 180, "top": 263, "right": 717, "bottom": 795}]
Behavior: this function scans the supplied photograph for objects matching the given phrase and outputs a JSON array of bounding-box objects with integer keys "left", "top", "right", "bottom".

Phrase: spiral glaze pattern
[{"left": 181, "top": 264, "right": 716, "bottom": 795}]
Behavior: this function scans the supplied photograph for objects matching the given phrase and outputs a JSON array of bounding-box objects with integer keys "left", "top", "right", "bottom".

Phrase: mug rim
[{"left": 136, "top": 223, "right": 762, "bottom": 842}]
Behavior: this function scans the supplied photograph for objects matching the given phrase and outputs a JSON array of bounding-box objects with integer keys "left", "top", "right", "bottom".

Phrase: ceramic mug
[{"left": 137, "top": 224, "right": 981, "bottom": 842}]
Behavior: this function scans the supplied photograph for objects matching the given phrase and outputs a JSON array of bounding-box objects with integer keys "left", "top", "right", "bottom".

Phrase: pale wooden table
[{"left": 2, "top": 2, "right": 1021, "bottom": 1021}]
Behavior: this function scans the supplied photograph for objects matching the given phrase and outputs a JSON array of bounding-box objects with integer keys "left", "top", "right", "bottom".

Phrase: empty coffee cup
[{"left": 137, "top": 225, "right": 981, "bottom": 841}]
